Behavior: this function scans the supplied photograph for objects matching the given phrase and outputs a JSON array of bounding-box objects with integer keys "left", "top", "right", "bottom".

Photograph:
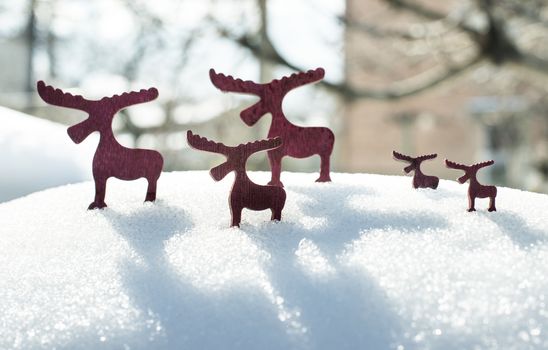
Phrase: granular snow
[{"left": 0, "top": 171, "right": 547, "bottom": 349}]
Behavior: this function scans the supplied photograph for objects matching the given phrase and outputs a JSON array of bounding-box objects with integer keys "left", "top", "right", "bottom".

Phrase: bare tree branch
[
  {"left": 339, "top": 15, "right": 424, "bottom": 40},
  {"left": 381, "top": 0, "right": 481, "bottom": 37},
  {"left": 355, "top": 54, "right": 485, "bottom": 99},
  {"left": 382, "top": 0, "right": 548, "bottom": 72},
  {"left": 499, "top": 1, "right": 548, "bottom": 28},
  {"left": 217, "top": 24, "right": 484, "bottom": 101},
  {"left": 519, "top": 52, "right": 548, "bottom": 73}
]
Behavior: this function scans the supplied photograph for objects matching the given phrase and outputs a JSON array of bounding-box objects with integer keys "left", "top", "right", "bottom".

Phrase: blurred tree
[
  {"left": 24, "top": 0, "right": 37, "bottom": 97},
  {"left": 222, "top": 0, "right": 548, "bottom": 100},
  {"left": 1, "top": 0, "right": 546, "bottom": 191}
]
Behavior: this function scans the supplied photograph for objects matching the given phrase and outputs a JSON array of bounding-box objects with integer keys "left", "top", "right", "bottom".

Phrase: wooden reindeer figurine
[
  {"left": 187, "top": 131, "right": 286, "bottom": 227},
  {"left": 445, "top": 159, "right": 497, "bottom": 212},
  {"left": 209, "top": 68, "right": 334, "bottom": 187},
  {"left": 37, "top": 81, "right": 163, "bottom": 210},
  {"left": 393, "top": 151, "right": 439, "bottom": 189}
]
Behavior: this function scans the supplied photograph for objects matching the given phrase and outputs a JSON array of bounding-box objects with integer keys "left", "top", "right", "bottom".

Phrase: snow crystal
[
  {"left": 295, "top": 238, "right": 335, "bottom": 278},
  {"left": 0, "top": 171, "right": 547, "bottom": 349}
]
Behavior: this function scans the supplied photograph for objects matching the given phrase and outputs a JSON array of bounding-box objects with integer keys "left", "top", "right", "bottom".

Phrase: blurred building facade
[{"left": 340, "top": 0, "right": 547, "bottom": 192}]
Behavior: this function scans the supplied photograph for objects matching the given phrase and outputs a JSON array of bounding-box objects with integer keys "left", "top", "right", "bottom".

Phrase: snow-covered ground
[
  {"left": 0, "top": 171, "right": 547, "bottom": 350},
  {"left": 0, "top": 106, "right": 93, "bottom": 203}
]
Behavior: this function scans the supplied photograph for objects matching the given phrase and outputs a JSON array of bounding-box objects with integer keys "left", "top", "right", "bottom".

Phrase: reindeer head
[
  {"left": 393, "top": 151, "right": 437, "bottom": 173},
  {"left": 187, "top": 131, "right": 282, "bottom": 181},
  {"left": 37, "top": 81, "right": 158, "bottom": 144},
  {"left": 445, "top": 159, "right": 494, "bottom": 183},
  {"left": 209, "top": 68, "right": 325, "bottom": 126}
]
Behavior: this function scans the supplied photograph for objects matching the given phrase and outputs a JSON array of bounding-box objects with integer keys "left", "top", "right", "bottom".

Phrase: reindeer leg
[
  {"left": 271, "top": 188, "right": 286, "bottom": 222},
  {"left": 316, "top": 152, "right": 332, "bottom": 182},
  {"left": 412, "top": 175, "right": 420, "bottom": 189},
  {"left": 271, "top": 207, "right": 282, "bottom": 221},
  {"left": 467, "top": 195, "right": 476, "bottom": 212},
  {"left": 267, "top": 151, "right": 284, "bottom": 187},
  {"left": 89, "top": 177, "right": 107, "bottom": 210},
  {"left": 145, "top": 177, "right": 157, "bottom": 202},
  {"left": 488, "top": 196, "right": 496, "bottom": 212},
  {"left": 231, "top": 205, "right": 243, "bottom": 227}
]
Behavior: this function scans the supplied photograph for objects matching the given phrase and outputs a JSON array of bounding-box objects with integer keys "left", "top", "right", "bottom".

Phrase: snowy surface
[
  {"left": 0, "top": 171, "right": 547, "bottom": 349},
  {"left": 0, "top": 106, "right": 93, "bottom": 202}
]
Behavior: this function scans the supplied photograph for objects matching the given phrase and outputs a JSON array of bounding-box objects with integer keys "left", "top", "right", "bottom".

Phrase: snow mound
[
  {"left": 0, "top": 106, "right": 93, "bottom": 202},
  {"left": 0, "top": 171, "right": 547, "bottom": 350}
]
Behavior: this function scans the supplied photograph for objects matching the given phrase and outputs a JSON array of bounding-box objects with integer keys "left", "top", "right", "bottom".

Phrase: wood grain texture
[
  {"left": 209, "top": 68, "right": 334, "bottom": 187},
  {"left": 445, "top": 159, "right": 497, "bottom": 212},
  {"left": 187, "top": 130, "right": 286, "bottom": 227},
  {"left": 393, "top": 151, "right": 439, "bottom": 189},
  {"left": 37, "top": 81, "right": 163, "bottom": 209}
]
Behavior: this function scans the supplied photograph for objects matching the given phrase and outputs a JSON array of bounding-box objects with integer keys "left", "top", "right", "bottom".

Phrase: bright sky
[
  {"left": 0, "top": 0, "right": 344, "bottom": 84},
  {"left": 269, "top": 0, "right": 345, "bottom": 82},
  {"left": 1, "top": 0, "right": 344, "bottom": 126}
]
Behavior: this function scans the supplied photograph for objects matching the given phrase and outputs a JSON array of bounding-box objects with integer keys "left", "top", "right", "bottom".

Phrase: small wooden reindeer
[
  {"left": 37, "top": 81, "right": 163, "bottom": 209},
  {"left": 393, "top": 151, "right": 439, "bottom": 189},
  {"left": 445, "top": 159, "right": 497, "bottom": 212},
  {"left": 187, "top": 131, "right": 286, "bottom": 227},
  {"left": 209, "top": 68, "right": 334, "bottom": 187}
]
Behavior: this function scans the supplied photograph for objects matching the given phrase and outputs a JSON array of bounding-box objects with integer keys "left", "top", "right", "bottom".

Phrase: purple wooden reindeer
[
  {"left": 393, "top": 151, "right": 439, "bottom": 189},
  {"left": 187, "top": 131, "right": 286, "bottom": 227},
  {"left": 209, "top": 68, "right": 335, "bottom": 187},
  {"left": 37, "top": 81, "right": 163, "bottom": 209},
  {"left": 445, "top": 159, "right": 497, "bottom": 212}
]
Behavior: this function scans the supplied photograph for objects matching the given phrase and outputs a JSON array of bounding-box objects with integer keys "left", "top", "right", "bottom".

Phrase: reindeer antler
[
  {"left": 109, "top": 88, "right": 158, "bottom": 110},
  {"left": 186, "top": 130, "right": 231, "bottom": 155},
  {"left": 37, "top": 81, "right": 91, "bottom": 111},
  {"left": 209, "top": 69, "right": 263, "bottom": 95},
  {"left": 393, "top": 151, "right": 438, "bottom": 163},
  {"left": 416, "top": 153, "right": 438, "bottom": 162},
  {"left": 445, "top": 159, "right": 469, "bottom": 171},
  {"left": 393, "top": 150, "right": 414, "bottom": 163},
  {"left": 242, "top": 137, "right": 282, "bottom": 155},
  {"left": 471, "top": 160, "right": 495, "bottom": 170},
  {"left": 279, "top": 68, "right": 325, "bottom": 94}
]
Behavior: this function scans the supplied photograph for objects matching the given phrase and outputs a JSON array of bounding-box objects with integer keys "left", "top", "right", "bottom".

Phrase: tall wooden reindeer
[
  {"left": 445, "top": 159, "right": 497, "bottom": 212},
  {"left": 393, "top": 151, "right": 439, "bottom": 189},
  {"left": 37, "top": 81, "right": 163, "bottom": 210},
  {"left": 209, "top": 68, "right": 334, "bottom": 187},
  {"left": 187, "top": 131, "right": 286, "bottom": 227}
]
